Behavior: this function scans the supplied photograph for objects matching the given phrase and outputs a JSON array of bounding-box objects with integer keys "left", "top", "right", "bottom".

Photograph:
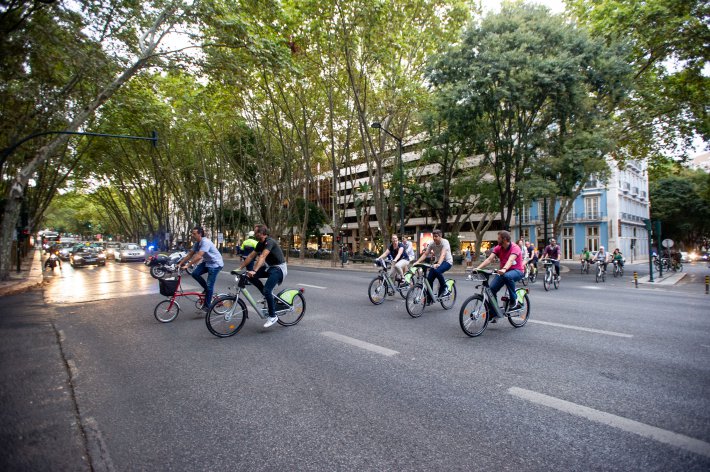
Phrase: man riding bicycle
[
  {"left": 179, "top": 226, "right": 224, "bottom": 312},
  {"left": 476, "top": 230, "right": 524, "bottom": 314},
  {"left": 376, "top": 234, "right": 410, "bottom": 285},
  {"left": 238, "top": 224, "right": 287, "bottom": 328},
  {"left": 541, "top": 238, "right": 562, "bottom": 280},
  {"left": 525, "top": 241, "right": 538, "bottom": 275},
  {"left": 593, "top": 246, "right": 609, "bottom": 273},
  {"left": 240, "top": 231, "right": 258, "bottom": 271},
  {"left": 414, "top": 229, "right": 452, "bottom": 304}
]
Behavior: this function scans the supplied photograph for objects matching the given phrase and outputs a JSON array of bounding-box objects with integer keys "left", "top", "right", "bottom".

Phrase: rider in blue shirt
[{"left": 179, "top": 226, "right": 224, "bottom": 312}]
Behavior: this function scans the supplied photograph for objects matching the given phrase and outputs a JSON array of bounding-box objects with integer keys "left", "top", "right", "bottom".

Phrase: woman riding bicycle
[
  {"left": 475, "top": 230, "right": 524, "bottom": 313},
  {"left": 376, "top": 234, "right": 410, "bottom": 285}
]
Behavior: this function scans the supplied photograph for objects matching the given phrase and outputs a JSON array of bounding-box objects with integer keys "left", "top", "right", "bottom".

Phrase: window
[
  {"left": 586, "top": 226, "right": 600, "bottom": 252},
  {"left": 519, "top": 206, "right": 530, "bottom": 224},
  {"left": 519, "top": 228, "right": 530, "bottom": 242},
  {"left": 584, "top": 197, "right": 600, "bottom": 219},
  {"left": 562, "top": 227, "right": 574, "bottom": 259}
]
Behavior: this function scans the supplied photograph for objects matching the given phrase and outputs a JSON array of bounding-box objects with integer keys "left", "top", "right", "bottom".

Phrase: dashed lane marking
[
  {"left": 321, "top": 331, "right": 399, "bottom": 357},
  {"left": 508, "top": 387, "right": 710, "bottom": 458},
  {"left": 298, "top": 283, "right": 327, "bottom": 289},
  {"left": 528, "top": 320, "right": 633, "bottom": 338}
]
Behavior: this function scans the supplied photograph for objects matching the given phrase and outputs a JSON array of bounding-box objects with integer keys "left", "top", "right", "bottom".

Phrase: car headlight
[
  {"left": 98, "top": 254, "right": 106, "bottom": 259},
  {"left": 107, "top": 249, "right": 114, "bottom": 254},
  {"left": 139, "top": 251, "right": 145, "bottom": 256},
  {"left": 74, "top": 256, "right": 83, "bottom": 260}
]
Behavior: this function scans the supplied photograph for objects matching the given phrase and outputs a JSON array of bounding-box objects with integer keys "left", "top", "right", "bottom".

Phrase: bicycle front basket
[{"left": 159, "top": 278, "right": 179, "bottom": 296}]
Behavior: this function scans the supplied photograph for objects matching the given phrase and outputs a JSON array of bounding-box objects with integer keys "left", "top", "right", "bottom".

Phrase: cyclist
[
  {"left": 593, "top": 246, "right": 609, "bottom": 274},
  {"left": 475, "top": 230, "right": 524, "bottom": 314},
  {"left": 238, "top": 224, "right": 287, "bottom": 328},
  {"left": 179, "top": 226, "right": 224, "bottom": 312},
  {"left": 541, "top": 238, "right": 561, "bottom": 280},
  {"left": 414, "top": 229, "right": 453, "bottom": 304},
  {"left": 525, "top": 241, "right": 538, "bottom": 276},
  {"left": 240, "top": 231, "right": 258, "bottom": 271},
  {"left": 612, "top": 248, "right": 624, "bottom": 270},
  {"left": 376, "top": 234, "right": 409, "bottom": 285},
  {"left": 580, "top": 247, "right": 592, "bottom": 271}
]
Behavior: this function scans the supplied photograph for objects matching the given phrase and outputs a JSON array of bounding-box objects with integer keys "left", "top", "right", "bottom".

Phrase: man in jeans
[
  {"left": 414, "top": 229, "right": 453, "bottom": 304},
  {"left": 179, "top": 226, "right": 224, "bottom": 312},
  {"left": 476, "top": 230, "right": 525, "bottom": 315},
  {"left": 239, "top": 224, "right": 288, "bottom": 328}
]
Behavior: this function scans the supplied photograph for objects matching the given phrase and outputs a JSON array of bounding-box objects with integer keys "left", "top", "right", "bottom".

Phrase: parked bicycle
[
  {"left": 153, "top": 270, "right": 227, "bottom": 323},
  {"left": 368, "top": 258, "right": 415, "bottom": 304},
  {"left": 205, "top": 270, "right": 306, "bottom": 338},
  {"left": 542, "top": 260, "right": 559, "bottom": 291},
  {"left": 404, "top": 263, "right": 457, "bottom": 318},
  {"left": 459, "top": 269, "right": 530, "bottom": 337}
]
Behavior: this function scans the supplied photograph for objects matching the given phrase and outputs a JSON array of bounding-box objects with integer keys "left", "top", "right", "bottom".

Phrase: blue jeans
[
  {"left": 489, "top": 269, "right": 524, "bottom": 306},
  {"left": 249, "top": 266, "right": 284, "bottom": 318},
  {"left": 191, "top": 263, "right": 223, "bottom": 308},
  {"left": 426, "top": 261, "right": 452, "bottom": 301}
]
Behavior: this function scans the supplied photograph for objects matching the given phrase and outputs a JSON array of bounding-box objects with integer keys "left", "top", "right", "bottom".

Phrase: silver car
[{"left": 115, "top": 243, "right": 146, "bottom": 262}]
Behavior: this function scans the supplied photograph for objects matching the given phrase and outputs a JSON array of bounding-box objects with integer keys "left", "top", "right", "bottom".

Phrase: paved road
[{"left": 4, "top": 259, "right": 710, "bottom": 470}]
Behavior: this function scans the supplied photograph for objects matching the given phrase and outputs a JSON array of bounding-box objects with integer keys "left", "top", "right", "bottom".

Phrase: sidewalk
[{"left": 0, "top": 248, "right": 45, "bottom": 297}]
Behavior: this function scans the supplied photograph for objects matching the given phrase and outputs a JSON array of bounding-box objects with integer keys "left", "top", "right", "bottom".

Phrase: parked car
[
  {"left": 680, "top": 251, "right": 690, "bottom": 263},
  {"left": 70, "top": 247, "right": 106, "bottom": 268},
  {"left": 104, "top": 242, "right": 122, "bottom": 260},
  {"left": 57, "top": 242, "right": 75, "bottom": 260},
  {"left": 115, "top": 243, "right": 146, "bottom": 262}
]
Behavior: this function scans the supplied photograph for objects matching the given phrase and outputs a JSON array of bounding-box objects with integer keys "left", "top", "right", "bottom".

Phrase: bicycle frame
[
  {"left": 165, "top": 275, "right": 206, "bottom": 309},
  {"left": 226, "top": 273, "right": 297, "bottom": 320},
  {"left": 470, "top": 272, "right": 523, "bottom": 318},
  {"left": 412, "top": 265, "right": 452, "bottom": 302},
  {"left": 377, "top": 260, "right": 414, "bottom": 293}
]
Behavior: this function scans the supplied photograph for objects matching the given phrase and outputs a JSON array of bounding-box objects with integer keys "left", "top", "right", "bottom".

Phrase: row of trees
[{"left": 1, "top": 0, "right": 707, "bottom": 279}]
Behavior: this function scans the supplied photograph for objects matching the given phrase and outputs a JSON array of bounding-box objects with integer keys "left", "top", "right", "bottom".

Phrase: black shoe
[
  {"left": 440, "top": 289, "right": 451, "bottom": 298},
  {"left": 507, "top": 302, "right": 524, "bottom": 313}
]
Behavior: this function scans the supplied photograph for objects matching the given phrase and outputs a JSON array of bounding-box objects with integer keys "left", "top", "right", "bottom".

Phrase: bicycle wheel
[
  {"left": 154, "top": 299, "right": 180, "bottom": 323},
  {"left": 677, "top": 262, "right": 683, "bottom": 272},
  {"left": 405, "top": 283, "right": 427, "bottom": 318},
  {"left": 553, "top": 274, "right": 559, "bottom": 289},
  {"left": 543, "top": 270, "right": 551, "bottom": 291},
  {"left": 277, "top": 292, "right": 306, "bottom": 326},
  {"left": 602, "top": 271, "right": 606, "bottom": 282},
  {"left": 580, "top": 264, "right": 585, "bottom": 274},
  {"left": 459, "top": 294, "right": 489, "bottom": 337},
  {"left": 398, "top": 281, "right": 410, "bottom": 300},
  {"left": 211, "top": 294, "right": 232, "bottom": 314},
  {"left": 508, "top": 292, "right": 530, "bottom": 328},
  {"left": 530, "top": 270, "right": 537, "bottom": 283},
  {"left": 595, "top": 268, "right": 601, "bottom": 283},
  {"left": 440, "top": 281, "right": 456, "bottom": 310},
  {"left": 206, "top": 296, "right": 247, "bottom": 337},
  {"left": 521, "top": 271, "right": 529, "bottom": 286},
  {"left": 368, "top": 276, "right": 387, "bottom": 305}
]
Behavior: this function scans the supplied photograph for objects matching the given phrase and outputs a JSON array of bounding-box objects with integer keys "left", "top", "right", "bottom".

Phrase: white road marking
[
  {"left": 508, "top": 387, "right": 710, "bottom": 458},
  {"left": 528, "top": 320, "right": 633, "bottom": 338},
  {"left": 298, "top": 283, "right": 326, "bottom": 290},
  {"left": 321, "top": 331, "right": 399, "bottom": 357},
  {"left": 581, "top": 286, "right": 603, "bottom": 290}
]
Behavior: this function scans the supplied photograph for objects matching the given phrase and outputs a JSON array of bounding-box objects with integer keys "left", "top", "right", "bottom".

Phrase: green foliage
[{"left": 290, "top": 198, "right": 327, "bottom": 239}]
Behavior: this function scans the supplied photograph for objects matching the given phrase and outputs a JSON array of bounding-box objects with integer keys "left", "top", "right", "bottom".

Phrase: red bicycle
[{"left": 153, "top": 270, "right": 227, "bottom": 323}]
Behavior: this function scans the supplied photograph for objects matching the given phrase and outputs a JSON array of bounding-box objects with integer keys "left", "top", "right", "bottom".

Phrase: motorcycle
[{"left": 145, "top": 251, "right": 193, "bottom": 279}]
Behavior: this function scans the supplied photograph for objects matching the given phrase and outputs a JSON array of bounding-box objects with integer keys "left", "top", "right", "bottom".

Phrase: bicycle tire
[
  {"left": 530, "top": 270, "right": 537, "bottom": 283},
  {"left": 543, "top": 270, "right": 551, "bottom": 291},
  {"left": 405, "top": 283, "right": 427, "bottom": 318},
  {"left": 595, "top": 268, "right": 601, "bottom": 283},
  {"left": 459, "top": 294, "right": 489, "bottom": 337},
  {"left": 439, "top": 280, "right": 456, "bottom": 310},
  {"left": 206, "top": 296, "right": 247, "bottom": 337},
  {"left": 602, "top": 271, "right": 606, "bottom": 282},
  {"left": 553, "top": 275, "right": 559, "bottom": 289},
  {"left": 521, "top": 272, "right": 528, "bottom": 286},
  {"left": 154, "top": 299, "right": 180, "bottom": 323},
  {"left": 368, "top": 276, "right": 387, "bottom": 305},
  {"left": 508, "top": 292, "right": 530, "bottom": 328},
  {"left": 277, "top": 292, "right": 306, "bottom": 326}
]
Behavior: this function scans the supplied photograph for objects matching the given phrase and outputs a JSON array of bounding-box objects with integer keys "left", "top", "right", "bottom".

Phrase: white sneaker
[{"left": 263, "top": 316, "right": 279, "bottom": 328}]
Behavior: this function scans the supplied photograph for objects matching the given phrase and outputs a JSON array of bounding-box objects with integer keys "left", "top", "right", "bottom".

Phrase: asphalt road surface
[{"left": 12, "top": 260, "right": 710, "bottom": 470}]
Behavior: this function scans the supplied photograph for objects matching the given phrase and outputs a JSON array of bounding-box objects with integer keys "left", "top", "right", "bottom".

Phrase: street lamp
[{"left": 370, "top": 122, "right": 404, "bottom": 238}]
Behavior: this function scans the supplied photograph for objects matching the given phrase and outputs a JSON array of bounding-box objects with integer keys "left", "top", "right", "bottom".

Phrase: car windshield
[
  {"left": 106, "top": 243, "right": 121, "bottom": 249},
  {"left": 123, "top": 244, "right": 140, "bottom": 250}
]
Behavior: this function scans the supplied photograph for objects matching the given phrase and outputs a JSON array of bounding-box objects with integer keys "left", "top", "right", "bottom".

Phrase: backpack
[{"left": 405, "top": 240, "right": 415, "bottom": 260}]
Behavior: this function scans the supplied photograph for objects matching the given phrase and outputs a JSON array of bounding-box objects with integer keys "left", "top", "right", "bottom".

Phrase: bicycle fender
[
  {"left": 446, "top": 279, "right": 455, "bottom": 291},
  {"left": 515, "top": 288, "right": 527, "bottom": 304},
  {"left": 277, "top": 289, "right": 299, "bottom": 304}
]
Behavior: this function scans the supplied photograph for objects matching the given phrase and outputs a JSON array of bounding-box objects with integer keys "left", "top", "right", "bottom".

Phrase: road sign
[
  {"left": 662, "top": 239, "right": 674, "bottom": 248},
  {"left": 217, "top": 232, "right": 224, "bottom": 244}
]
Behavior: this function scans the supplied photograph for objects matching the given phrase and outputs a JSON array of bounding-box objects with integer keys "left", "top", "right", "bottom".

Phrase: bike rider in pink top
[{"left": 475, "top": 230, "right": 525, "bottom": 313}]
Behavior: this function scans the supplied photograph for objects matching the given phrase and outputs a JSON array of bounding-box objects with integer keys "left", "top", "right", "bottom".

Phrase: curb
[{"left": 0, "top": 249, "right": 45, "bottom": 297}]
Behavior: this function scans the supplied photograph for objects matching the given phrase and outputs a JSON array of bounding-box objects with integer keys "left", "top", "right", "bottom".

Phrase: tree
[
  {"left": 427, "top": 3, "right": 631, "bottom": 232},
  {"left": 568, "top": 0, "right": 710, "bottom": 163}
]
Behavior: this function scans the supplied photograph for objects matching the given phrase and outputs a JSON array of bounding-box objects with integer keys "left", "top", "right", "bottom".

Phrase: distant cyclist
[
  {"left": 541, "top": 238, "right": 562, "bottom": 280},
  {"left": 376, "top": 234, "right": 409, "bottom": 284},
  {"left": 240, "top": 231, "right": 258, "bottom": 271},
  {"left": 593, "top": 246, "right": 609, "bottom": 273},
  {"left": 612, "top": 248, "right": 624, "bottom": 269}
]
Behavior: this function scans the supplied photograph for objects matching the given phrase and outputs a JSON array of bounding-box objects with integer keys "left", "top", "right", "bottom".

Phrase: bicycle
[
  {"left": 153, "top": 270, "right": 228, "bottom": 323},
  {"left": 612, "top": 259, "right": 624, "bottom": 277},
  {"left": 459, "top": 269, "right": 530, "bottom": 337},
  {"left": 541, "top": 259, "right": 559, "bottom": 291},
  {"left": 404, "top": 263, "right": 457, "bottom": 318},
  {"left": 205, "top": 270, "right": 306, "bottom": 337},
  {"left": 594, "top": 260, "right": 606, "bottom": 283},
  {"left": 527, "top": 262, "right": 538, "bottom": 283},
  {"left": 581, "top": 259, "right": 591, "bottom": 274},
  {"left": 368, "top": 259, "right": 415, "bottom": 304}
]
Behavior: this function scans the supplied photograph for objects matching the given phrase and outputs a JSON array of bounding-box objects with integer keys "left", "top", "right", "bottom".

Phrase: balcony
[{"left": 524, "top": 211, "right": 606, "bottom": 225}]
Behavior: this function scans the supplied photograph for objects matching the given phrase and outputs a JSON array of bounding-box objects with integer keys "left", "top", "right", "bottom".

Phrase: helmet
[{"left": 248, "top": 231, "right": 255, "bottom": 237}]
